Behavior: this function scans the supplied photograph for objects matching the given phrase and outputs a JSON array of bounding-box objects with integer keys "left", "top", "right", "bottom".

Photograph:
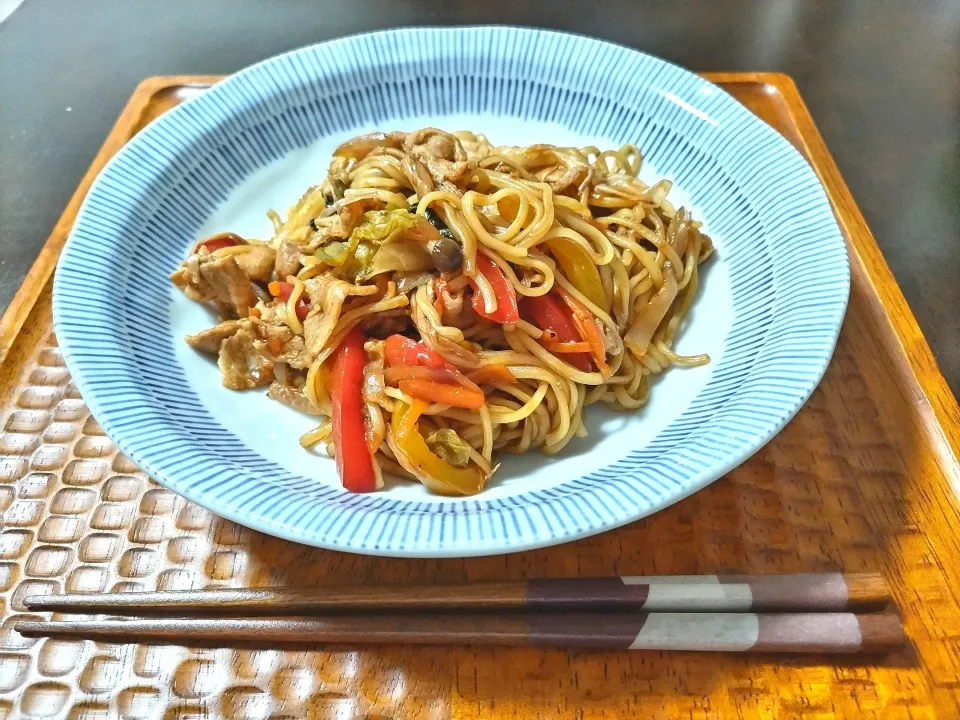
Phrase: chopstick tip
[
  {"left": 22, "top": 594, "right": 57, "bottom": 610},
  {"left": 13, "top": 621, "right": 46, "bottom": 637}
]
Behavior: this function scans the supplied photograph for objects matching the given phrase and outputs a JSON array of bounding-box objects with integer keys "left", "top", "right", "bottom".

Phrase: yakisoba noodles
[{"left": 171, "top": 128, "right": 713, "bottom": 495}]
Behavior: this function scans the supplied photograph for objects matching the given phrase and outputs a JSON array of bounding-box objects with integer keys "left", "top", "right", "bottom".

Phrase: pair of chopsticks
[{"left": 17, "top": 572, "right": 904, "bottom": 653}]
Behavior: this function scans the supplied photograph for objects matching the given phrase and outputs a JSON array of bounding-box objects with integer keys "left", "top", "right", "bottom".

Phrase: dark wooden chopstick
[
  {"left": 23, "top": 573, "right": 890, "bottom": 616},
  {"left": 14, "top": 612, "right": 904, "bottom": 653}
]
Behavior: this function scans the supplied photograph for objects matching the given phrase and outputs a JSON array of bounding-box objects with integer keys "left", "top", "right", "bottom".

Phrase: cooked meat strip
[
  {"left": 198, "top": 257, "right": 258, "bottom": 317},
  {"left": 253, "top": 322, "right": 311, "bottom": 369},
  {"left": 185, "top": 319, "right": 246, "bottom": 354},
  {"left": 267, "top": 381, "right": 321, "bottom": 415},
  {"left": 492, "top": 143, "right": 591, "bottom": 195},
  {"left": 539, "top": 164, "right": 591, "bottom": 195},
  {"left": 171, "top": 254, "right": 257, "bottom": 318},
  {"left": 275, "top": 240, "right": 303, "bottom": 280},
  {"left": 403, "top": 128, "right": 475, "bottom": 190},
  {"left": 218, "top": 323, "right": 273, "bottom": 390},
  {"left": 233, "top": 245, "right": 276, "bottom": 282}
]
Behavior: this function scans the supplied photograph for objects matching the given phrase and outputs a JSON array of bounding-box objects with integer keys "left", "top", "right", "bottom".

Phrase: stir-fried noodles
[{"left": 171, "top": 128, "right": 713, "bottom": 494}]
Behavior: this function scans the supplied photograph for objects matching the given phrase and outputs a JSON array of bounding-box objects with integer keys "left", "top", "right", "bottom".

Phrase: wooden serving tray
[{"left": 1, "top": 74, "right": 959, "bottom": 719}]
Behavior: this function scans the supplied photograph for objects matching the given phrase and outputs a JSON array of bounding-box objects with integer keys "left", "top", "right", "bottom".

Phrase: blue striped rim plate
[{"left": 53, "top": 27, "right": 849, "bottom": 557}]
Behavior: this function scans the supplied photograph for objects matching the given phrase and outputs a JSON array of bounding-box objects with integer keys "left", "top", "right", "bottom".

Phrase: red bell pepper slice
[
  {"left": 519, "top": 291, "right": 593, "bottom": 372},
  {"left": 330, "top": 327, "right": 377, "bottom": 492},
  {"left": 268, "top": 281, "right": 310, "bottom": 321},
  {"left": 199, "top": 232, "right": 244, "bottom": 253},
  {"left": 384, "top": 335, "right": 453, "bottom": 370},
  {"left": 469, "top": 253, "right": 520, "bottom": 323}
]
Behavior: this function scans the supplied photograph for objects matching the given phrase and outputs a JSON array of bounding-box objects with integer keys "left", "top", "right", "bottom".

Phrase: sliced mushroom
[{"left": 430, "top": 236, "right": 463, "bottom": 273}]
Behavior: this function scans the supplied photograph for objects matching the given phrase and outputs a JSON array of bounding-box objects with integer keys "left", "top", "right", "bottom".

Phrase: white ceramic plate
[{"left": 53, "top": 27, "right": 849, "bottom": 556}]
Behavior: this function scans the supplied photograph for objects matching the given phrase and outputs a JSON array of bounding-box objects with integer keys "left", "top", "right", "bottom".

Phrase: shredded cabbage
[
  {"left": 352, "top": 209, "right": 420, "bottom": 244},
  {"left": 363, "top": 241, "right": 432, "bottom": 279}
]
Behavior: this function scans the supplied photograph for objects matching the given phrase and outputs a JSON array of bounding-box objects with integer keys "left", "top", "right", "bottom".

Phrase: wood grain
[{"left": 0, "top": 73, "right": 958, "bottom": 719}]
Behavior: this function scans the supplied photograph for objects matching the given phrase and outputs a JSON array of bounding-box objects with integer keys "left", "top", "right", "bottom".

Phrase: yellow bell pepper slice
[
  {"left": 391, "top": 400, "right": 485, "bottom": 496},
  {"left": 545, "top": 237, "right": 608, "bottom": 312}
]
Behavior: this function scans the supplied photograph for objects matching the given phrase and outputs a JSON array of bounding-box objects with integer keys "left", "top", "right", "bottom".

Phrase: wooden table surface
[{"left": 0, "top": 0, "right": 958, "bottom": 399}]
